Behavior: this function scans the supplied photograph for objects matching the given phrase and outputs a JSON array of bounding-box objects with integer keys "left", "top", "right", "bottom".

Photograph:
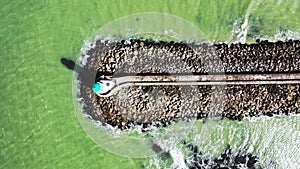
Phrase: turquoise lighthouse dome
[{"left": 92, "top": 83, "right": 102, "bottom": 93}]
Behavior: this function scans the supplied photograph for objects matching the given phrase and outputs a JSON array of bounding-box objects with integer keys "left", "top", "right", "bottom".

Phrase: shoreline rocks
[{"left": 77, "top": 39, "right": 300, "bottom": 129}]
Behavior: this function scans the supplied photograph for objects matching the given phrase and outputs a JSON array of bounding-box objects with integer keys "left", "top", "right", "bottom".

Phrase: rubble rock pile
[{"left": 77, "top": 39, "right": 300, "bottom": 129}]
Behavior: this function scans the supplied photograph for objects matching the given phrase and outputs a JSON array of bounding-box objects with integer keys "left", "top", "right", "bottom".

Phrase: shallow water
[{"left": 1, "top": 0, "right": 299, "bottom": 168}]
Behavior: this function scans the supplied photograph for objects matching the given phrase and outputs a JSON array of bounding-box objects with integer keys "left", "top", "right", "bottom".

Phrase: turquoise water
[{"left": 1, "top": 0, "right": 299, "bottom": 168}]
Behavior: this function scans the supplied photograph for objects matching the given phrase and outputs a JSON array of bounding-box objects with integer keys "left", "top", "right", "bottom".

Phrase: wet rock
[
  {"left": 183, "top": 144, "right": 261, "bottom": 169},
  {"left": 78, "top": 39, "right": 300, "bottom": 129}
]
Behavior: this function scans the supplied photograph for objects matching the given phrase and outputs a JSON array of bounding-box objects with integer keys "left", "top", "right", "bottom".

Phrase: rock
[{"left": 78, "top": 39, "right": 300, "bottom": 129}]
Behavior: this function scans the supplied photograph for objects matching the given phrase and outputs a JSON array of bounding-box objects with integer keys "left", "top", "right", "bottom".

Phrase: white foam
[{"left": 169, "top": 149, "right": 188, "bottom": 169}]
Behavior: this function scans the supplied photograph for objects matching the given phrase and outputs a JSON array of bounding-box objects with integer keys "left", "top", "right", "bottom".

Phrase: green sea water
[{"left": 1, "top": 0, "right": 299, "bottom": 168}]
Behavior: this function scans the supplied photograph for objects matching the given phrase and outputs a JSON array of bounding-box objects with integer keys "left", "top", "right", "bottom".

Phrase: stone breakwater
[{"left": 77, "top": 39, "right": 300, "bottom": 129}]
